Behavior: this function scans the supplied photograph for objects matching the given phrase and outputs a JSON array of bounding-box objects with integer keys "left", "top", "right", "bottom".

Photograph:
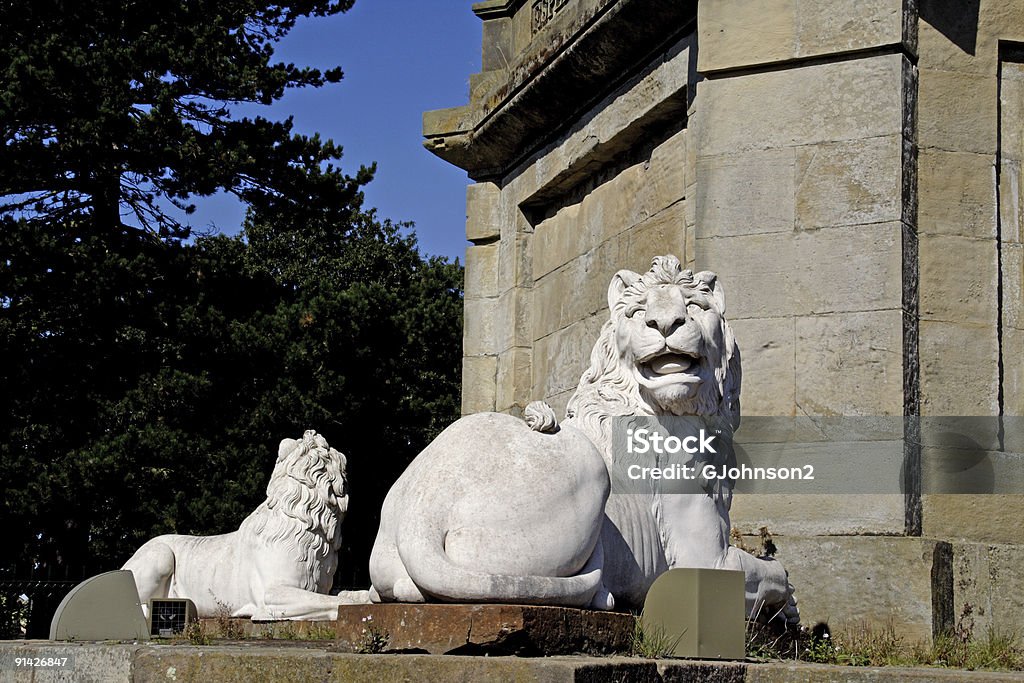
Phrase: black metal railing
[{"left": 0, "top": 564, "right": 96, "bottom": 639}]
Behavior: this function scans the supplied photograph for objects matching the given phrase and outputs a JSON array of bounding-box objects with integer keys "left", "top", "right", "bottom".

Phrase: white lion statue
[
  {"left": 564, "top": 254, "right": 797, "bottom": 622},
  {"left": 123, "top": 430, "right": 369, "bottom": 621},
  {"left": 368, "top": 255, "right": 795, "bottom": 622}
]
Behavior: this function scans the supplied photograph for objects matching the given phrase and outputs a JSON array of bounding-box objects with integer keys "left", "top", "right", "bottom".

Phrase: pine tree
[{"left": 1, "top": 0, "right": 367, "bottom": 238}]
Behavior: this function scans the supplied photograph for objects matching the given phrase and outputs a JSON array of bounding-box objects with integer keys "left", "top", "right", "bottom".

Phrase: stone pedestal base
[{"left": 335, "top": 603, "right": 634, "bottom": 656}]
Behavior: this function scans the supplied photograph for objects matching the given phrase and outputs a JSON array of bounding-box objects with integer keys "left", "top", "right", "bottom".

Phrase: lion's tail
[{"left": 396, "top": 517, "right": 607, "bottom": 609}]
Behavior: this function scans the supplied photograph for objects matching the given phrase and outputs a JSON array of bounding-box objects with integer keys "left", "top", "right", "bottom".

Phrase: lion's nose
[{"left": 646, "top": 313, "right": 686, "bottom": 337}]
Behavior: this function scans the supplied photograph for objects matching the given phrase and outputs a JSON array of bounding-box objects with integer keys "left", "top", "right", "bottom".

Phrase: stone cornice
[
  {"left": 471, "top": 0, "right": 527, "bottom": 20},
  {"left": 424, "top": 0, "right": 698, "bottom": 180}
]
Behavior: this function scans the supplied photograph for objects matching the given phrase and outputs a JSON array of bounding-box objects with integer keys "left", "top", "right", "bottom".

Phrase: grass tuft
[
  {"left": 355, "top": 616, "right": 391, "bottom": 654},
  {"left": 746, "top": 617, "right": 1024, "bottom": 672},
  {"left": 630, "top": 617, "right": 684, "bottom": 659},
  {"left": 212, "top": 599, "right": 246, "bottom": 640},
  {"left": 182, "top": 620, "right": 211, "bottom": 646}
]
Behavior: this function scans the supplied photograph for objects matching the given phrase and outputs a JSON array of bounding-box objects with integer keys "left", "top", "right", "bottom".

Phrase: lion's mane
[
  {"left": 239, "top": 430, "right": 348, "bottom": 584},
  {"left": 566, "top": 255, "right": 741, "bottom": 461}
]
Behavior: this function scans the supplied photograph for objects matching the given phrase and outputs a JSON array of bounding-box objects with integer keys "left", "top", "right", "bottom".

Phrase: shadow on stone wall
[{"left": 920, "top": 0, "right": 981, "bottom": 55}]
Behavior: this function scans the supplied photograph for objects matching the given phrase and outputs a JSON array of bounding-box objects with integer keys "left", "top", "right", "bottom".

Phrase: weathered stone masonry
[{"left": 424, "top": 0, "right": 1024, "bottom": 642}]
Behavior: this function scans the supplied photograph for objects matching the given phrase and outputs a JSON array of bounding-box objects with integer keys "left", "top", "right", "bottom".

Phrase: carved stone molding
[{"left": 532, "top": 0, "right": 571, "bottom": 33}]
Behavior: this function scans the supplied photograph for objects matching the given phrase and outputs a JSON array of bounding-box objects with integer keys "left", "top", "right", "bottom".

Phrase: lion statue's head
[
  {"left": 240, "top": 430, "right": 349, "bottom": 585},
  {"left": 566, "top": 255, "right": 741, "bottom": 454}
]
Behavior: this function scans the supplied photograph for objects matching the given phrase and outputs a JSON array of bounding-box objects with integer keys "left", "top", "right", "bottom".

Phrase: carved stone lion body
[
  {"left": 367, "top": 255, "right": 795, "bottom": 621},
  {"left": 565, "top": 255, "right": 797, "bottom": 620},
  {"left": 368, "top": 408, "right": 614, "bottom": 609},
  {"left": 123, "top": 430, "right": 368, "bottom": 620}
]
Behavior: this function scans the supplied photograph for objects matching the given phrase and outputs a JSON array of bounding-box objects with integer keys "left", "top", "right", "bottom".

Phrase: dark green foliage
[
  {"left": 0, "top": 0, "right": 464, "bottom": 618},
  {"left": 0, "top": 211, "right": 462, "bottom": 591}
]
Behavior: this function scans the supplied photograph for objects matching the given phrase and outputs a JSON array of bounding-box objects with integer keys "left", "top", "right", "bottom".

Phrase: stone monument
[
  {"left": 369, "top": 257, "right": 797, "bottom": 622},
  {"left": 123, "top": 430, "right": 368, "bottom": 621},
  {"left": 424, "top": 0, "right": 1024, "bottom": 643}
]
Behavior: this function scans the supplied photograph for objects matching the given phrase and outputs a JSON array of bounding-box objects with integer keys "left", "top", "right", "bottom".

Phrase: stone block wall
[
  {"left": 915, "top": 0, "right": 1024, "bottom": 545},
  {"left": 692, "top": 2, "right": 917, "bottom": 537}
]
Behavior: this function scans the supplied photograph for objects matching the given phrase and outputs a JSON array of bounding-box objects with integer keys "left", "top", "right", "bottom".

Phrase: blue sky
[{"left": 196, "top": 1, "right": 481, "bottom": 263}]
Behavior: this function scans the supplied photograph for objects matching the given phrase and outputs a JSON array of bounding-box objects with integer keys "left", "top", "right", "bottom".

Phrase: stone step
[{"left": 4, "top": 642, "right": 1024, "bottom": 683}]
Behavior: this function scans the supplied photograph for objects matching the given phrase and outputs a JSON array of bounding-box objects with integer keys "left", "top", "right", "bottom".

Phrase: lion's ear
[
  {"left": 607, "top": 269, "right": 641, "bottom": 310},
  {"left": 696, "top": 271, "right": 726, "bottom": 315}
]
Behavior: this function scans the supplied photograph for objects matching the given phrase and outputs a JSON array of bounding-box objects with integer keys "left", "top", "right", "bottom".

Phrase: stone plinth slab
[{"left": 335, "top": 603, "right": 634, "bottom": 656}]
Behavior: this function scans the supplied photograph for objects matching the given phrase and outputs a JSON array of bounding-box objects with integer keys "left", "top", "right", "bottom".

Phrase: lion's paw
[
  {"left": 249, "top": 609, "right": 278, "bottom": 622},
  {"left": 337, "top": 589, "right": 371, "bottom": 604},
  {"left": 588, "top": 585, "right": 615, "bottom": 611},
  {"left": 780, "top": 590, "right": 799, "bottom": 625}
]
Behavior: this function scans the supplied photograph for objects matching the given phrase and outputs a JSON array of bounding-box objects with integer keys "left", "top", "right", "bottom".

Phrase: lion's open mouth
[{"left": 641, "top": 352, "right": 700, "bottom": 377}]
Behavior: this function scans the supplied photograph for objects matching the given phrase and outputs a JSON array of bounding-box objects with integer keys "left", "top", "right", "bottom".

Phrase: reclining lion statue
[
  {"left": 369, "top": 255, "right": 796, "bottom": 622},
  {"left": 124, "top": 430, "right": 369, "bottom": 620}
]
